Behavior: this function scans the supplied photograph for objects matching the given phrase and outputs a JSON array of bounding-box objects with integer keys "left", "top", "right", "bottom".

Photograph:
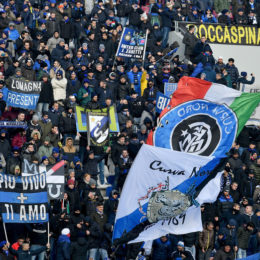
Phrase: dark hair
[{"left": 228, "top": 58, "right": 235, "bottom": 62}]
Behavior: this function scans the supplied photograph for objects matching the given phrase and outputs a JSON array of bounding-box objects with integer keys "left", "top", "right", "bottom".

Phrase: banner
[
  {"left": 243, "top": 85, "right": 260, "bottom": 125},
  {"left": 0, "top": 121, "right": 27, "bottom": 129},
  {"left": 116, "top": 27, "right": 147, "bottom": 59},
  {"left": 6, "top": 79, "right": 42, "bottom": 110},
  {"left": 113, "top": 144, "right": 222, "bottom": 242},
  {"left": 75, "top": 105, "right": 119, "bottom": 133},
  {"left": 164, "top": 83, "right": 177, "bottom": 97},
  {"left": 156, "top": 92, "right": 170, "bottom": 114},
  {"left": 0, "top": 172, "right": 48, "bottom": 223},
  {"left": 87, "top": 111, "right": 110, "bottom": 147},
  {"left": 178, "top": 22, "right": 260, "bottom": 46},
  {"left": 22, "top": 160, "right": 65, "bottom": 200}
]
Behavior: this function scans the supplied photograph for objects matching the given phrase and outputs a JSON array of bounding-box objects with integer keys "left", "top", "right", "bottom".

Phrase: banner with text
[
  {"left": 22, "top": 160, "right": 65, "bottom": 200},
  {"left": 178, "top": 22, "right": 260, "bottom": 46},
  {"left": 156, "top": 92, "right": 170, "bottom": 114},
  {"left": 116, "top": 27, "right": 147, "bottom": 59},
  {"left": 7, "top": 79, "right": 42, "bottom": 110},
  {"left": 0, "top": 121, "right": 27, "bottom": 129},
  {"left": 0, "top": 172, "right": 48, "bottom": 223},
  {"left": 243, "top": 85, "right": 260, "bottom": 125},
  {"left": 113, "top": 145, "right": 222, "bottom": 243},
  {"left": 164, "top": 83, "right": 178, "bottom": 97}
]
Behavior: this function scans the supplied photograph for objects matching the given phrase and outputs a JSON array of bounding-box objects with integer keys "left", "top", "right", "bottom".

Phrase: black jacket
[
  {"left": 38, "top": 81, "right": 54, "bottom": 104},
  {"left": 59, "top": 20, "right": 74, "bottom": 40},
  {"left": 59, "top": 112, "right": 77, "bottom": 135},
  {"left": 70, "top": 237, "right": 88, "bottom": 260}
]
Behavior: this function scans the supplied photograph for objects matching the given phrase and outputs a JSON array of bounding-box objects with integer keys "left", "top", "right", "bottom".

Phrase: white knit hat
[{"left": 61, "top": 228, "right": 70, "bottom": 235}]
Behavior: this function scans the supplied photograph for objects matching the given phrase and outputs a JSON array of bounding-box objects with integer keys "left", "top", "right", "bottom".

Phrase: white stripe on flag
[
  {"left": 47, "top": 176, "right": 64, "bottom": 184},
  {"left": 204, "top": 83, "right": 241, "bottom": 106}
]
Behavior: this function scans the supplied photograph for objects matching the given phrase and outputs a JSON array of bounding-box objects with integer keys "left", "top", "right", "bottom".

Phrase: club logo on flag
[
  {"left": 88, "top": 111, "right": 109, "bottom": 147},
  {"left": 154, "top": 100, "right": 237, "bottom": 157}
]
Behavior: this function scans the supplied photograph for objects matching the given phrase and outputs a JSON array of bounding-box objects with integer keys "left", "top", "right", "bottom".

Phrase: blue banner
[
  {"left": 0, "top": 173, "right": 49, "bottom": 223},
  {"left": 164, "top": 83, "right": 177, "bottom": 97},
  {"left": 156, "top": 92, "right": 170, "bottom": 114},
  {"left": 6, "top": 79, "right": 42, "bottom": 110},
  {"left": 116, "top": 27, "right": 147, "bottom": 59}
]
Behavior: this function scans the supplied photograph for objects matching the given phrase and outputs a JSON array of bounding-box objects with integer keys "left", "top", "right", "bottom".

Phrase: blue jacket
[
  {"left": 127, "top": 71, "right": 142, "bottom": 95},
  {"left": 152, "top": 238, "right": 172, "bottom": 260},
  {"left": 56, "top": 235, "right": 70, "bottom": 260}
]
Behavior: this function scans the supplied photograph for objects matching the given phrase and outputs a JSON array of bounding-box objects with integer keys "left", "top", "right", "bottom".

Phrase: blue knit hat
[
  {"left": 73, "top": 156, "right": 80, "bottom": 164},
  {"left": 52, "top": 147, "right": 59, "bottom": 154},
  {"left": 0, "top": 241, "right": 7, "bottom": 248},
  {"left": 41, "top": 156, "right": 48, "bottom": 162},
  {"left": 241, "top": 71, "right": 247, "bottom": 77}
]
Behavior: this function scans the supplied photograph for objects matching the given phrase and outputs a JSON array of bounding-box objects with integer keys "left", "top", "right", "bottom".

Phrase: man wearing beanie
[
  {"left": 56, "top": 228, "right": 70, "bottom": 260},
  {"left": 171, "top": 241, "right": 193, "bottom": 260}
]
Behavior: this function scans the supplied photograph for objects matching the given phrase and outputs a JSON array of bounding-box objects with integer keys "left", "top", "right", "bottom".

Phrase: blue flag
[
  {"left": 164, "top": 83, "right": 177, "bottom": 97},
  {"left": 116, "top": 28, "right": 147, "bottom": 59},
  {"left": 156, "top": 92, "right": 170, "bottom": 113},
  {"left": 0, "top": 173, "right": 49, "bottom": 223}
]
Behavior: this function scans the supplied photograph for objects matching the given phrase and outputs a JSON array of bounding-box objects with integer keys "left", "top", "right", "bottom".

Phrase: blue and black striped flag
[{"left": 0, "top": 173, "right": 49, "bottom": 223}]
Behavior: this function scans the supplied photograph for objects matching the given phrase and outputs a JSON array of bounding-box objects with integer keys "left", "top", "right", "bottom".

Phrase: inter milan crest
[
  {"left": 154, "top": 100, "right": 238, "bottom": 157},
  {"left": 87, "top": 112, "right": 110, "bottom": 147}
]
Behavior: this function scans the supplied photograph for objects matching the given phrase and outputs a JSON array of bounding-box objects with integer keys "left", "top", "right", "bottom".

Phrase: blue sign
[
  {"left": 154, "top": 100, "right": 238, "bottom": 158},
  {"left": 156, "top": 92, "right": 170, "bottom": 114},
  {"left": 116, "top": 27, "right": 147, "bottom": 59},
  {"left": 164, "top": 83, "right": 177, "bottom": 97}
]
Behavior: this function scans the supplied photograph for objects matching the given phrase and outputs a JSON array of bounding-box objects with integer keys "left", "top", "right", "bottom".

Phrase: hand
[
  {"left": 214, "top": 216, "right": 219, "bottom": 221},
  {"left": 77, "top": 224, "right": 82, "bottom": 229},
  {"left": 234, "top": 246, "right": 238, "bottom": 252},
  {"left": 86, "top": 230, "right": 90, "bottom": 235},
  {"left": 46, "top": 243, "right": 50, "bottom": 249},
  {"left": 202, "top": 248, "right": 205, "bottom": 253},
  {"left": 181, "top": 254, "right": 186, "bottom": 259},
  {"left": 106, "top": 147, "right": 111, "bottom": 153},
  {"left": 83, "top": 93, "right": 88, "bottom": 97},
  {"left": 86, "top": 146, "right": 90, "bottom": 151}
]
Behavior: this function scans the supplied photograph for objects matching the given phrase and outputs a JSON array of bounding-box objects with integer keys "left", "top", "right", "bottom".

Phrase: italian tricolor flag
[{"left": 147, "top": 76, "right": 260, "bottom": 145}]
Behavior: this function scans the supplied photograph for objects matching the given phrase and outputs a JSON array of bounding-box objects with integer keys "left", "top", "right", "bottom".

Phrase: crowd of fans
[{"left": 0, "top": 0, "right": 259, "bottom": 259}]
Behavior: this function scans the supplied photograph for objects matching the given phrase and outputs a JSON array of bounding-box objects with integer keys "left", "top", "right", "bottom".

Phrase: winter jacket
[
  {"left": 171, "top": 249, "right": 193, "bottom": 260},
  {"left": 9, "top": 246, "right": 47, "bottom": 260},
  {"left": 62, "top": 138, "right": 76, "bottom": 162},
  {"left": 214, "top": 0, "right": 230, "bottom": 14},
  {"left": 46, "top": 19, "right": 59, "bottom": 36},
  {"left": 12, "top": 133, "right": 26, "bottom": 148},
  {"left": 59, "top": 112, "right": 77, "bottom": 135},
  {"left": 225, "top": 64, "right": 239, "bottom": 84},
  {"left": 83, "top": 217, "right": 102, "bottom": 249},
  {"left": 237, "top": 226, "right": 253, "bottom": 249},
  {"left": 70, "top": 237, "right": 88, "bottom": 260},
  {"left": 59, "top": 20, "right": 74, "bottom": 40},
  {"left": 199, "top": 228, "right": 215, "bottom": 249},
  {"left": 66, "top": 79, "right": 81, "bottom": 98},
  {"left": 152, "top": 238, "right": 172, "bottom": 260},
  {"left": 214, "top": 248, "right": 235, "bottom": 260},
  {"left": 38, "top": 81, "right": 54, "bottom": 104},
  {"left": 161, "top": 7, "right": 175, "bottom": 28},
  {"left": 47, "top": 37, "right": 62, "bottom": 54},
  {"left": 51, "top": 77, "right": 67, "bottom": 101},
  {"left": 128, "top": 7, "right": 143, "bottom": 27},
  {"left": 39, "top": 119, "right": 52, "bottom": 142},
  {"left": 127, "top": 71, "right": 142, "bottom": 95},
  {"left": 90, "top": 210, "right": 108, "bottom": 233},
  {"left": 21, "top": 65, "right": 36, "bottom": 81},
  {"left": 51, "top": 45, "right": 65, "bottom": 63},
  {"left": 56, "top": 235, "right": 70, "bottom": 260},
  {"left": 183, "top": 31, "right": 198, "bottom": 56},
  {"left": 77, "top": 87, "right": 93, "bottom": 106},
  {"left": 37, "top": 144, "right": 53, "bottom": 160}
]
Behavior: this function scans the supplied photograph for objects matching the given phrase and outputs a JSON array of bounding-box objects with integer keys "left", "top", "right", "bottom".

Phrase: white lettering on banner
[
  {"left": 23, "top": 159, "right": 38, "bottom": 174},
  {"left": 48, "top": 184, "right": 62, "bottom": 198},
  {"left": 4, "top": 204, "right": 14, "bottom": 220},
  {"left": 7, "top": 92, "right": 39, "bottom": 107},
  {"left": 178, "top": 103, "right": 209, "bottom": 117},
  {"left": 11, "top": 80, "right": 42, "bottom": 92},
  {"left": 22, "top": 173, "right": 46, "bottom": 191},
  {"left": 0, "top": 174, "right": 16, "bottom": 189},
  {"left": 157, "top": 97, "right": 170, "bottom": 110}
]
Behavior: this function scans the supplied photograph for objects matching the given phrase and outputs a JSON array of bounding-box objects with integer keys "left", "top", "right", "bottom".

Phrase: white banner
[
  {"left": 113, "top": 144, "right": 222, "bottom": 243},
  {"left": 243, "top": 85, "right": 260, "bottom": 125}
]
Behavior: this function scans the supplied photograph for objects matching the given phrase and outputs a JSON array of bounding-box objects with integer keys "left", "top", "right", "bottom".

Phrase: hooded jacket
[
  {"left": 51, "top": 75, "right": 67, "bottom": 101},
  {"left": 56, "top": 234, "right": 70, "bottom": 260}
]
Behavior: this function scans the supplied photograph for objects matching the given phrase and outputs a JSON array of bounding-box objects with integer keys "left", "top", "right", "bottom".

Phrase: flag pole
[
  {"left": 142, "top": 29, "right": 149, "bottom": 68},
  {"left": 112, "top": 27, "right": 126, "bottom": 70},
  {"left": 3, "top": 222, "right": 9, "bottom": 243},
  {"left": 47, "top": 221, "right": 50, "bottom": 245}
]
